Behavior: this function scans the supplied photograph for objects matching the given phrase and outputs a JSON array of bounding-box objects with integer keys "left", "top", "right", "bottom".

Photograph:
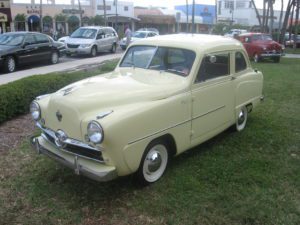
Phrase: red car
[{"left": 238, "top": 33, "right": 283, "bottom": 63}]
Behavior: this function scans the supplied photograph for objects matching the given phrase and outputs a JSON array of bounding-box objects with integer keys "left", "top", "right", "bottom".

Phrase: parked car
[
  {"left": 65, "top": 26, "right": 118, "bottom": 57},
  {"left": 238, "top": 32, "right": 283, "bottom": 63},
  {"left": 30, "top": 34, "right": 264, "bottom": 185},
  {"left": 119, "top": 30, "right": 158, "bottom": 50},
  {"left": 58, "top": 36, "right": 68, "bottom": 43},
  {"left": 285, "top": 34, "right": 300, "bottom": 48},
  {"left": 137, "top": 28, "right": 159, "bottom": 35},
  {"left": 224, "top": 29, "right": 247, "bottom": 38},
  {"left": 0, "top": 32, "right": 65, "bottom": 73}
]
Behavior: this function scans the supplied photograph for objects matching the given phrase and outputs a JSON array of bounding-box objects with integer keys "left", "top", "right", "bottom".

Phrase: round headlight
[
  {"left": 30, "top": 101, "right": 40, "bottom": 121},
  {"left": 87, "top": 121, "right": 104, "bottom": 144}
]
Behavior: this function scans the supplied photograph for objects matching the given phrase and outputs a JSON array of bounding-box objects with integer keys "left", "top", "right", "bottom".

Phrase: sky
[{"left": 124, "top": 0, "right": 289, "bottom": 11}]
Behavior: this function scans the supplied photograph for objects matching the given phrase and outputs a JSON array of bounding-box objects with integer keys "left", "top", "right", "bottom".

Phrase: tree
[
  {"left": 279, "top": 0, "right": 294, "bottom": 44},
  {"left": 78, "top": 0, "right": 83, "bottom": 27},
  {"left": 293, "top": 0, "right": 300, "bottom": 48},
  {"left": 251, "top": 0, "right": 263, "bottom": 31},
  {"left": 269, "top": 0, "right": 275, "bottom": 35},
  {"left": 278, "top": 0, "right": 284, "bottom": 41},
  {"left": 92, "top": 15, "right": 105, "bottom": 26}
]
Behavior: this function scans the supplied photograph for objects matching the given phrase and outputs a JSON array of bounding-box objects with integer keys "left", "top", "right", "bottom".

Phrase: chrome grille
[{"left": 67, "top": 44, "right": 79, "bottom": 48}]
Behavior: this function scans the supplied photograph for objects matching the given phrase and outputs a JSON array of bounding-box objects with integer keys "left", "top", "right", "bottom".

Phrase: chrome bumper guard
[
  {"left": 30, "top": 136, "right": 117, "bottom": 182},
  {"left": 261, "top": 53, "right": 282, "bottom": 57}
]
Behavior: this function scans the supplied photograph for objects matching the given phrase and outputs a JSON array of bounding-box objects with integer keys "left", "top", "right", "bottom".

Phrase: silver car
[{"left": 65, "top": 26, "right": 118, "bottom": 57}]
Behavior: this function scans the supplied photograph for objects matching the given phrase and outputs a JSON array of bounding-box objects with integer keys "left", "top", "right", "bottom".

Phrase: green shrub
[{"left": 0, "top": 60, "right": 118, "bottom": 124}]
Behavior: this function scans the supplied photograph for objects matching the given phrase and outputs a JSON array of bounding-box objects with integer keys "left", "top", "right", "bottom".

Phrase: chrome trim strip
[
  {"left": 128, "top": 119, "right": 191, "bottom": 145},
  {"left": 192, "top": 105, "right": 225, "bottom": 120},
  {"left": 41, "top": 133, "right": 105, "bottom": 163},
  {"left": 128, "top": 105, "right": 225, "bottom": 145},
  {"left": 36, "top": 122, "right": 102, "bottom": 152}
]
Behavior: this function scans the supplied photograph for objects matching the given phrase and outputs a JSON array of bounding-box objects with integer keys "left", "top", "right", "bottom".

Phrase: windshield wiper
[{"left": 165, "top": 68, "right": 187, "bottom": 76}]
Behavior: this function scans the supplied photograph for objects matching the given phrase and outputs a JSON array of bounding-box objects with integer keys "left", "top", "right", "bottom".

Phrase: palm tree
[
  {"left": 78, "top": 0, "right": 82, "bottom": 27},
  {"left": 293, "top": 0, "right": 299, "bottom": 48},
  {"left": 278, "top": 0, "right": 284, "bottom": 41},
  {"left": 279, "top": 0, "right": 294, "bottom": 44},
  {"left": 251, "top": 0, "right": 263, "bottom": 31}
]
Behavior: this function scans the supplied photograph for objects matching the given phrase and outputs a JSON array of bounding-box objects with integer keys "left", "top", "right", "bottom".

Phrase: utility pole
[
  {"left": 78, "top": 0, "right": 82, "bottom": 27},
  {"left": 192, "top": 0, "right": 195, "bottom": 33},
  {"left": 40, "top": 0, "right": 43, "bottom": 32},
  {"left": 186, "top": 0, "right": 189, "bottom": 32},
  {"left": 114, "top": 0, "right": 118, "bottom": 32}
]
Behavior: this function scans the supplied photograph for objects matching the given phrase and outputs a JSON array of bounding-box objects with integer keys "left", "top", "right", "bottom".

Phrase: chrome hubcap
[
  {"left": 8, "top": 58, "right": 15, "bottom": 72},
  {"left": 52, "top": 53, "right": 58, "bottom": 63},
  {"left": 92, "top": 48, "right": 96, "bottom": 56},
  {"left": 143, "top": 144, "right": 168, "bottom": 182},
  {"left": 147, "top": 151, "right": 162, "bottom": 173},
  {"left": 238, "top": 110, "right": 245, "bottom": 125}
]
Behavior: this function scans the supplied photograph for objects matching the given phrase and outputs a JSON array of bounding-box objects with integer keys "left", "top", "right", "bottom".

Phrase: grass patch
[
  {"left": 284, "top": 47, "right": 300, "bottom": 54},
  {"left": 0, "top": 58, "right": 299, "bottom": 225}
]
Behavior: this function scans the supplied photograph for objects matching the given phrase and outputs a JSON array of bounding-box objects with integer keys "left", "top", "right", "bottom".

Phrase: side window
[
  {"left": 235, "top": 52, "right": 247, "bottom": 72},
  {"left": 196, "top": 53, "right": 230, "bottom": 83},
  {"left": 245, "top": 37, "right": 251, "bottom": 43},
  {"left": 97, "top": 30, "right": 104, "bottom": 39},
  {"left": 34, "top": 34, "right": 49, "bottom": 44},
  {"left": 24, "top": 35, "right": 36, "bottom": 45}
]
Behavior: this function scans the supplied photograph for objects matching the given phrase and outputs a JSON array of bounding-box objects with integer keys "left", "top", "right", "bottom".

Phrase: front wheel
[
  {"left": 136, "top": 140, "right": 169, "bottom": 185},
  {"left": 253, "top": 53, "right": 260, "bottom": 63},
  {"left": 235, "top": 106, "right": 248, "bottom": 132},
  {"left": 90, "top": 46, "right": 97, "bottom": 57},
  {"left": 273, "top": 56, "right": 280, "bottom": 63},
  {"left": 4, "top": 56, "right": 16, "bottom": 73},
  {"left": 50, "top": 51, "right": 59, "bottom": 64}
]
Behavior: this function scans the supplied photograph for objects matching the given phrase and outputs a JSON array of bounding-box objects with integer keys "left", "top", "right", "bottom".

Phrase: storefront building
[
  {"left": 10, "top": 0, "right": 94, "bottom": 36},
  {"left": 0, "top": 0, "right": 12, "bottom": 33}
]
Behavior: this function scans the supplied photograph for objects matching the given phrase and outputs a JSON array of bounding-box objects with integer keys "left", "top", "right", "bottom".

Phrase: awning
[
  {"left": 137, "top": 15, "right": 175, "bottom": 24},
  {"left": 28, "top": 15, "right": 40, "bottom": 23},
  {"left": 106, "top": 15, "right": 140, "bottom": 23}
]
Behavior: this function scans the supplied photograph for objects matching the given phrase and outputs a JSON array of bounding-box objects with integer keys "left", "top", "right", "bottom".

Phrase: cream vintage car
[{"left": 30, "top": 34, "right": 264, "bottom": 185}]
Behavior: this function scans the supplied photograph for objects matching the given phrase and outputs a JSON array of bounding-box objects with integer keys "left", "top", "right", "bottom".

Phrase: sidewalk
[
  {"left": 283, "top": 53, "right": 300, "bottom": 59},
  {"left": 0, "top": 53, "right": 122, "bottom": 85}
]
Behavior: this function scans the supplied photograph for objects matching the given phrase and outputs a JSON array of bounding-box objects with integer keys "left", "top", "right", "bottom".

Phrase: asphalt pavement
[{"left": 0, "top": 51, "right": 123, "bottom": 85}]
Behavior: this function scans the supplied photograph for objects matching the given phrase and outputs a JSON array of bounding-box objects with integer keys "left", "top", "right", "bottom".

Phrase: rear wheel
[
  {"left": 136, "top": 140, "right": 169, "bottom": 185},
  {"left": 110, "top": 43, "right": 117, "bottom": 53},
  {"left": 90, "top": 46, "right": 97, "bottom": 57},
  {"left": 4, "top": 56, "right": 16, "bottom": 73},
  {"left": 235, "top": 106, "right": 248, "bottom": 132}
]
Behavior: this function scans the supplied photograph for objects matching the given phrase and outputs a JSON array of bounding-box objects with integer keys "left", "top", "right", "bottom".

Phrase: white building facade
[{"left": 217, "top": 0, "right": 285, "bottom": 28}]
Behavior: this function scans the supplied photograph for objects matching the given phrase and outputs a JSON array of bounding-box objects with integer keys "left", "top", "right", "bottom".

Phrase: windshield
[
  {"left": 120, "top": 46, "right": 196, "bottom": 76},
  {"left": 70, "top": 28, "right": 97, "bottom": 39},
  {"left": 253, "top": 34, "right": 273, "bottom": 41},
  {"left": 133, "top": 32, "right": 147, "bottom": 38},
  {"left": 0, "top": 34, "right": 24, "bottom": 46}
]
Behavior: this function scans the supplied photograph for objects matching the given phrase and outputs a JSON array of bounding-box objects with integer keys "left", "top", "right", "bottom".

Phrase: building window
[
  {"left": 236, "top": 1, "right": 246, "bottom": 8},
  {"left": 224, "top": 1, "right": 234, "bottom": 10},
  {"left": 97, "top": 5, "right": 111, "bottom": 10},
  {"left": 218, "top": 1, "right": 222, "bottom": 15},
  {"left": 124, "top": 6, "right": 128, "bottom": 11}
]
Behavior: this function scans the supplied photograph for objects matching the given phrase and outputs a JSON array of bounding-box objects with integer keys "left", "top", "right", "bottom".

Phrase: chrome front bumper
[
  {"left": 260, "top": 53, "right": 282, "bottom": 57},
  {"left": 30, "top": 136, "right": 117, "bottom": 182}
]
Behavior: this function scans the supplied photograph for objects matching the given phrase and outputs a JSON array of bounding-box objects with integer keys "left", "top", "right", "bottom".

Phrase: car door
[
  {"left": 17, "top": 34, "right": 40, "bottom": 64},
  {"left": 33, "top": 33, "right": 52, "bottom": 61},
  {"left": 96, "top": 29, "right": 106, "bottom": 51},
  {"left": 191, "top": 52, "right": 235, "bottom": 146}
]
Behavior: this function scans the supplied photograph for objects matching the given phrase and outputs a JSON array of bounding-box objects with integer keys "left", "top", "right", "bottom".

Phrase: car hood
[
  {"left": 66, "top": 38, "right": 94, "bottom": 44},
  {"left": 0, "top": 45, "right": 15, "bottom": 55},
  {"left": 42, "top": 68, "right": 188, "bottom": 137},
  {"left": 254, "top": 40, "right": 282, "bottom": 49}
]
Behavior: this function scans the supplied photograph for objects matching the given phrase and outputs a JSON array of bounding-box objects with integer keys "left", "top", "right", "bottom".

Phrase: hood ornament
[
  {"left": 96, "top": 110, "right": 114, "bottom": 119},
  {"left": 56, "top": 110, "right": 63, "bottom": 122}
]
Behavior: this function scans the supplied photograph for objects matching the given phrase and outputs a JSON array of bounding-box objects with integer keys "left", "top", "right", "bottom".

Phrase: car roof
[
  {"left": 239, "top": 32, "right": 270, "bottom": 37},
  {"left": 78, "top": 26, "right": 114, "bottom": 30},
  {"left": 131, "top": 34, "right": 244, "bottom": 53},
  {"left": 1, "top": 31, "right": 45, "bottom": 35}
]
